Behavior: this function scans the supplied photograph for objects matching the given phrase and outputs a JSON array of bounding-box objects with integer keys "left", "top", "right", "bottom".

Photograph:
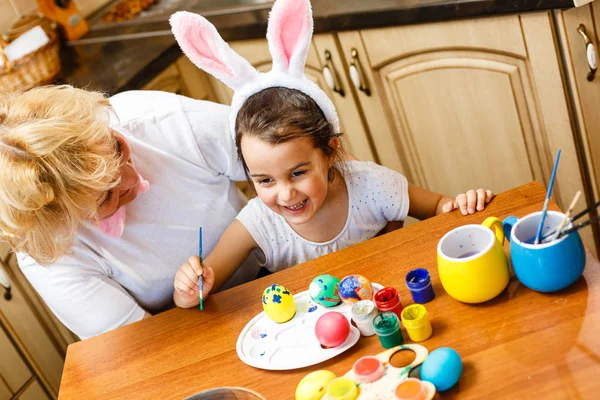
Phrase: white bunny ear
[
  {"left": 267, "top": 0, "right": 313, "bottom": 77},
  {"left": 170, "top": 11, "right": 259, "bottom": 91}
]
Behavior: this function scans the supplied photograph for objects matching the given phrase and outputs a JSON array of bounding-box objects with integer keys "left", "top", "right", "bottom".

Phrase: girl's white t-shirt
[
  {"left": 17, "top": 91, "right": 260, "bottom": 340},
  {"left": 236, "top": 160, "right": 409, "bottom": 272}
]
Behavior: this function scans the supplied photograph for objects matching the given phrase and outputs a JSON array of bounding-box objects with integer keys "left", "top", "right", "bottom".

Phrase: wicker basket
[{"left": 0, "top": 16, "right": 61, "bottom": 93}]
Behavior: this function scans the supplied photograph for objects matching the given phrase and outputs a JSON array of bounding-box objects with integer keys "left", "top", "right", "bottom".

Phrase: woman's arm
[{"left": 173, "top": 219, "right": 258, "bottom": 308}]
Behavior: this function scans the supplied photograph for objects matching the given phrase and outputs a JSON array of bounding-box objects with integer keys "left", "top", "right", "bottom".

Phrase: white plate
[{"left": 236, "top": 283, "right": 383, "bottom": 370}]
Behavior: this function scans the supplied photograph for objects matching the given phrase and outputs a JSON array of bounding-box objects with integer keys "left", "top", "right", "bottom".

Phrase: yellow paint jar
[
  {"left": 400, "top": 304, "right": 432, "bottom": 342},
  {"left": 325, "top": 377, "right": 358, "bottom": 400}
]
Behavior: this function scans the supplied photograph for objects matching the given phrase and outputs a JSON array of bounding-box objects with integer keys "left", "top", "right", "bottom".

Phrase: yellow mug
[{"left": 437, "top": 216, "right": 510, "bottom": 303}]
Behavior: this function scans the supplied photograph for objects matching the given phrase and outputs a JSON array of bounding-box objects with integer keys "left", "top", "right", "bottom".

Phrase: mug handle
[
  {"left": 482, "top": 216, "right": 504, "bottom": 245},
  {"left": 502, "top": 216, "right": 518, "bottom": 243}
]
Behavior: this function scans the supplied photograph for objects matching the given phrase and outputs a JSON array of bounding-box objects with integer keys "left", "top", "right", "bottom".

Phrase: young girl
[{"left": 169, "top": 0, "right": 494, "bottom": 308}]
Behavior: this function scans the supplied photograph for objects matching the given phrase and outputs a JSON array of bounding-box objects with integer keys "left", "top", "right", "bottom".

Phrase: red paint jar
[{"left": 374, "top": 287, "right": 403, "bottom": 320}]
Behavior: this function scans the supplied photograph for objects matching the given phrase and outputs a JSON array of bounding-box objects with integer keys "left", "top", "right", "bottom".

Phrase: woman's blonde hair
[{"left": 0, "top": 85, "right": 121, "bottom": 264}]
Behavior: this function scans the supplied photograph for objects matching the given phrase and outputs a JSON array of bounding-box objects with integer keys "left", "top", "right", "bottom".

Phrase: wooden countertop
[{"left": 58, "top": 181, "right": 600, "bottom": 399}]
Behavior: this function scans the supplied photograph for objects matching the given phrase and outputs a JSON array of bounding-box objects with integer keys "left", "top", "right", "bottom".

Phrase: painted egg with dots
[
  {"left": 309, "top": 274, "right": 341, "bottom": 307},
  {"left": 338, "top": 274, "right": 374, "bottom": 305},
  {"left": 262, "top": 284, "right": 296, "bottom": 323}
]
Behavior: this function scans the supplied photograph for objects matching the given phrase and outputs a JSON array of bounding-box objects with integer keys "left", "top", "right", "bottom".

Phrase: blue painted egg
[
  {"left": 309, "top": 274, "right": 341, "bottom": 307},
  {"left": 338, "top": 274, "right": 374, "bottom": 305},
  {"left": 420, "top": 347, "right": 463, "bottom": 391}
]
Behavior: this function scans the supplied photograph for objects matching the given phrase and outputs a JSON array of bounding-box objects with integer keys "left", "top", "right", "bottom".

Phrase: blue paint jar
[{"left": 405, "top": 268, "right": 435, "bottom": 304}]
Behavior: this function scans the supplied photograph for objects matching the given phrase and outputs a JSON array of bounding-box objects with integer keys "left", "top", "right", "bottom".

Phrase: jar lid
[
  {"left": 352, "top": 356, "right": 384, "bottom": 383},
  {"left": 394, "top": 378, "right": 427, "bottom": 400}
]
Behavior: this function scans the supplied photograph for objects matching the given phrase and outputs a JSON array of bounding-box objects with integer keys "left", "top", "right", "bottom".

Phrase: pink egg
[{"left": 315, "top": 312, "right": 350, "bottom": 348}]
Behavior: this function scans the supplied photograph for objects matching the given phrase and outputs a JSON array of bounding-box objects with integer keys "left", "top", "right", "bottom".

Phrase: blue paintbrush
[
  {"left": 198, "top": 227, "right": 203, "bottom": 311},
  {"left": 534, "top": 149, "right": 561, "bottom": 244}
]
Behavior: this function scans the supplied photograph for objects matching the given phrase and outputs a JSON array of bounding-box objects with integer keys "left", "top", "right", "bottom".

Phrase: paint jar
[
  {"left": 374, "top": 287, "right": 403, "bottom": 320},
  {"left": 373, "top": 311, "right": 404, "bottom": 349},
  {"left": 394, "top": 378, "right": 428, "bottom": 400},
  {"left": 352, "top": 356, "right": 384, "bottom": 383},
  {"left": 351, "top": 300, "right": 378, "bottom": 337},
  {"left": 405, "top": 268, "right": 435, "bottom": 304},
  {"left": 325, "top": 377, "right": 358, "bottom": 400},
  {"left": 400, "top": 304, "right": 432, "bottom": 342}
]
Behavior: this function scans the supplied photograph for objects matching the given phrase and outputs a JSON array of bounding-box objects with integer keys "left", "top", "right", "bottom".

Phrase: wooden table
[{"left": 59, "top": 182, "right": 600, "bottom": 399}]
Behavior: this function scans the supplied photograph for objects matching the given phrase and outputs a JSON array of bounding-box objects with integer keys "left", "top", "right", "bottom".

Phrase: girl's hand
[
  {"left": 441, "top": 189, "right": 494, "bottom": 215},
  {"left": 173, "top": 256, "right": 215, "bottom": 308}
]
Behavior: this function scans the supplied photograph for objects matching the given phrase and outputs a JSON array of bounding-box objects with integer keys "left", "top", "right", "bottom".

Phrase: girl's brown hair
[
  {"left": 235, "top": 87, "right": 344, "bottom": 178},
  {"left": 0, "top": 85, "right": 122, "bottom": 264}
]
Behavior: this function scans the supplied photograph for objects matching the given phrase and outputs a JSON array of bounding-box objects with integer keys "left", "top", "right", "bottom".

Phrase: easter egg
[
  {"left": 315, "top": 312, "right": 350, "bottom": 348},
  {"left": 295, "top": 370, "right": 336, "bottom": 400},
  {"left": 309, "top": 274, "right": 341, "bottom": 307},
  {"left": 262, "top": 284, "right": 296, "bottom": 323},
  {"left": 420, "top": 347, "right": 463, "bottom": 391},
  {"left": 338, "top": 274, "right": 374, "bottom": 305}
]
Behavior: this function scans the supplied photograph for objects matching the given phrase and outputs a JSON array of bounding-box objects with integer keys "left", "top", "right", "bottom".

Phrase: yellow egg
[
  {"left": 262, "top": 284, "right": 296, "bottom": 323},
  {"left": 295, "top": 370, "right": 337, "bottom": 400}
]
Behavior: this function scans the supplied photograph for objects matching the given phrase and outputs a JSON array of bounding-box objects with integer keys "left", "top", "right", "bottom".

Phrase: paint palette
[
  {"left": 236, "top": 283, "right": 382, "bottom": 370},
  {"left": 326, "top": 344, "right": 435, "bottom": 400}
]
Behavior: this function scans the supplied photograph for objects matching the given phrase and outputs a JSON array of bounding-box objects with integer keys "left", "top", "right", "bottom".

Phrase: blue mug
[{"left": 502, "top": 211, "right": 585, "bottom": 292}]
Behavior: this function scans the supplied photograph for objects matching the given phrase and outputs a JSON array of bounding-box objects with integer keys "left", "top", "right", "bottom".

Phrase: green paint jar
[{"left": 373, "top": 311, "right": 403, "bottom": 349}]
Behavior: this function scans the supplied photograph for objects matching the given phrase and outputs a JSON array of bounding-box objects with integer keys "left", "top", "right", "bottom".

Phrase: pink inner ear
[
  {"left": 187, "top": 24, "right": 234, "bottom": 78},
  {"left": 276, "top": 0, "right": 309, "bottom": 67}
]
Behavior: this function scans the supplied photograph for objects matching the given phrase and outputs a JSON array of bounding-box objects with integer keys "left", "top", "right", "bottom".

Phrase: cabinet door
[
  {"left": 556, "top": 4, "right": 600, "bottom": 253},
  {"left": 16, "top": 380, "right": 50, "bottom": 400},
  {"left": 0, "top": 259, "right": 62, "bottom": 397},
  {"left": 337, "top": 12, "right": 595, "bottom": 251},
  {"left": 0, "top": 379, "right": 10, "bottom": 400},
  {"left": 205, "top": 38, "right": 377, "bottom": 162},
  {"left": 0, "top": 325, "right": 31, "bottom": 394}
]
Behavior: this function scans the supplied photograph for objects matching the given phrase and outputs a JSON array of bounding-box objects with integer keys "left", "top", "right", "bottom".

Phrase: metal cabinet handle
[
  {"left": 322, "top": 50, "right": 345, "bottom": 97},
  {"left": 577, "top": 24, "right": 598, "bottom": 82},
  {"left": 0, "top": 264, "right": 11, "bottom": 301},
  {"left": 348, "top": 48, "right": 371, "bottom": 96}
]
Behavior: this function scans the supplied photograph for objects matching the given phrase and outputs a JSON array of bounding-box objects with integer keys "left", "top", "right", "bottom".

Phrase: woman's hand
[
  {"left": 173, "top": 256, "right": 214, "bottom": 308},
  {"left": 441, "top": 189, "right": 494, "bottom": 215}
]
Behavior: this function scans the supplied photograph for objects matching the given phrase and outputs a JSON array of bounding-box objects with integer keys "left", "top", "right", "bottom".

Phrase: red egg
[{"left": 315, "top": 312, "right": 350, "bottom": 348}]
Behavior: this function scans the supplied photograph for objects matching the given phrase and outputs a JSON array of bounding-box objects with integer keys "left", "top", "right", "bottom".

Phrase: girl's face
[
  {"left": 96, "top": 130, "right": 141, "bottom": 220},
  {"left": 241, "top": 136, "right": 333, "bottom": 227}
]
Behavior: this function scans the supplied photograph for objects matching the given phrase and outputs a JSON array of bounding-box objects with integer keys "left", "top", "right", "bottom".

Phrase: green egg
[{"left": 309, "top": 274, "right": 341, "bottom": 307}]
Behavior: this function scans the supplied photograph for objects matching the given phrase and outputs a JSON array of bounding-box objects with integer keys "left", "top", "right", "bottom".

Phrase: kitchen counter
[{"left": 58, "top": 0, "right": 576, "bottom": 94}]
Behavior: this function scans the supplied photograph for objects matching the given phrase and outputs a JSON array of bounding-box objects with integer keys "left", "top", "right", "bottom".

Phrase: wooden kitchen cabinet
[
  {"left": 0, "top": 243, "right": 65, "bottom": 399},
  {"left": 555, "top": 4, "right": 600, "bottom": 253},
  {"left": 336, "top": 12, "right": 597, "bottom": 253},
  {"left": 206, "top": 37, "right": 378, "bottom": 163}
]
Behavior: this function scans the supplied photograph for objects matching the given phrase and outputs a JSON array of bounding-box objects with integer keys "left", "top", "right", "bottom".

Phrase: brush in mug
[
  {"left": 541, "top": 191, "right": 582, "bottom": 243},
  {"left": 534, "top": 149, "right": 561, "bottom": 245},
  {"left": 541, "top": 196, "right": 600, "bottom": 242}
]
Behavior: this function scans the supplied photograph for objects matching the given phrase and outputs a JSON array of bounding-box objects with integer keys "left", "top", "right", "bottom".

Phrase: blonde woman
[{"left": 0, "top": 85, "right": 259, "bottom": 339}]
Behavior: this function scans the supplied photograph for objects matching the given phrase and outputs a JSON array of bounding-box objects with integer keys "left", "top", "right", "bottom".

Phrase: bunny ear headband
[{"left": 170, "top": 0, "right": 340, "bottom": 139}]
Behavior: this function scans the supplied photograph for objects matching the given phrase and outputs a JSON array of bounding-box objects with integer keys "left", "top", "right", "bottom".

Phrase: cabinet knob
[
  {"left": 577, "top": 24, "right": 598, "bottom": 82},
  {"left": 0, "top": 263, "right": 12, "bottom": 301},
  {"left": 349, "top": 48, "right": 371, "bottom": 96},
  {"left": 322, "top": 50, "right": 345, "bottom": 97}
]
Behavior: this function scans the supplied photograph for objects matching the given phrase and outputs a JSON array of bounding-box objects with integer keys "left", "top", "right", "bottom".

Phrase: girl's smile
[{"left": 241, "top": 136, "right": 344, "bottom": 237}]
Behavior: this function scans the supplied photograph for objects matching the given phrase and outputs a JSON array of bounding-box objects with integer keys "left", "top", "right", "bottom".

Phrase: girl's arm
[
  {"left": 408, "top": 184, "right": 494, "bottom": 220},
  {"left": 173, "top": 220, "right": 258, "bottom": 308}
]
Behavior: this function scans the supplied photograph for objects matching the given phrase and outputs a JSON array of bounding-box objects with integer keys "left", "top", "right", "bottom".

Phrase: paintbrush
[
  {"left": 545, "top": 191, "right": 582, "bottom": 242},
  {"left": 561, "top": 214, "right": 600, "bottom": 236},
  {"left": 534, "top": 149, "right": 561, "bottom": 244},
  {"left": 198, "top": 227, "right": 204, "bottom": 312},
  {"left": 540, "top": 196, "right": 600, "bottom": 241}
]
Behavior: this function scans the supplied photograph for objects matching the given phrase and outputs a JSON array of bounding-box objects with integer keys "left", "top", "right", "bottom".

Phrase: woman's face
[{"left": 96, "top": 130, "right": 140, "bottom": 220}]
